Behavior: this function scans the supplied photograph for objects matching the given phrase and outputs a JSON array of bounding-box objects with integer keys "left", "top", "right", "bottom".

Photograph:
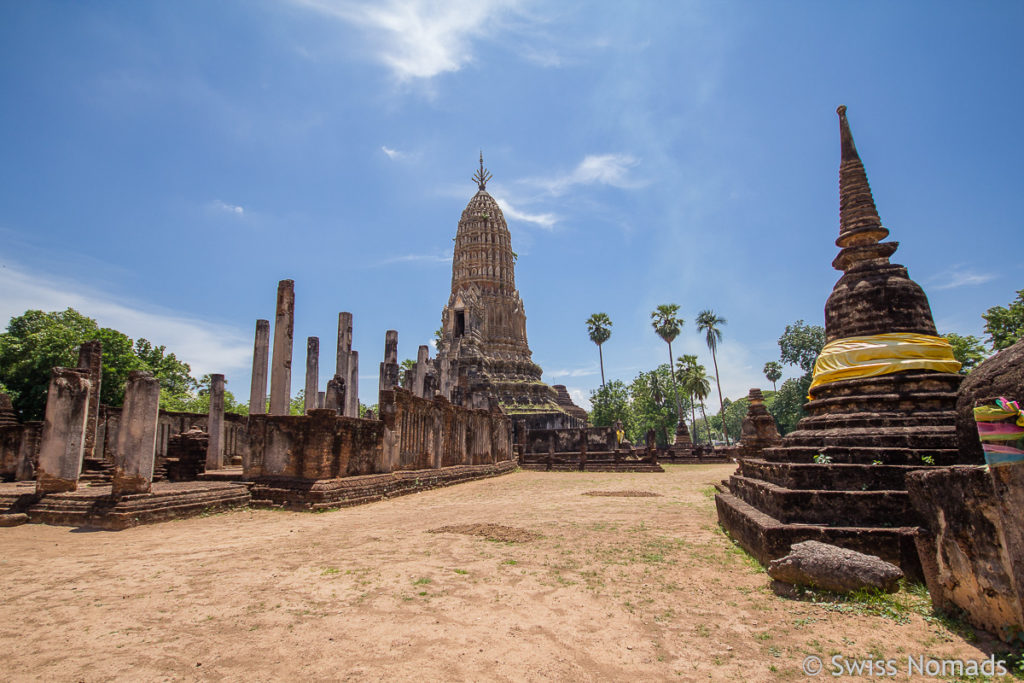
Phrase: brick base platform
[
  {"left": 0, "top": 481, "right": 251, "bottom": 530},
  {"left": 249, "top": 460, "right": 518, "bottom": 510},
  {"left": 715, "top": 486, "right": 922, "bottom": 580}
]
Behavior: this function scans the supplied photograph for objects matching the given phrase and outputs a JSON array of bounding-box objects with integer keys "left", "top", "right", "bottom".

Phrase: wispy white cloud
[
  {"left": 209, "top": 199, "right": 245, "bottom": 216},
  {"left": 529, "top": 154, "right": 644, "bottom": 196},
  {"left": 567, "top": 386, "right": 591, "bottom": 411},
  {"left": 546, "top": 365, "right": 598, "bottom": 379},
  {"left": 494, "top": 195, "right": 558, "bottom": 230},
  {"left": 930, "top": 267, "right": 995, "bottom": 290},
  {"left": 381, "top": 145, "right": 404, "bottom": 160},
  {"left": 291, "top": 0, "right": 522, "bottom": 81},
  {"left": 0, "top": 263, "right": 252, "bottom": 379},
  {"left": 372, "top": 251, "right": 452, "bottom": 267}
]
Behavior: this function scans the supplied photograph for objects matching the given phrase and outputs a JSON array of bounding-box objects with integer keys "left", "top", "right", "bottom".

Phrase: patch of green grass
[
  {"left": 699, "top": 485, "right": 717, "bottom": 499},
  {"left": 452, "top": 568, "right": 468, "bottom": 575},
  {"left": 412, "top": 577, "right": 432, "bottom": 585},
  {"left": 320, "top": 567, "right": 340, "bottom": 576},
  {"left": 501, "top": 559, "right": 517, "bottom": 565}
]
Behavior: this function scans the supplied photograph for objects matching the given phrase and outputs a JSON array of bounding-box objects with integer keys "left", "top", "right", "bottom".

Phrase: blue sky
[{"left": 1, "top": 1, "right": 1021, "bottom": 409}]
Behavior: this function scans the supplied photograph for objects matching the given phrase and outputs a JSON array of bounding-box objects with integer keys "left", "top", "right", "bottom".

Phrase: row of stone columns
[
  {"left": 36, "top": 367, "right": 163, "bottom": 495},
  {"left": 248, "top": 280, "right": 362, "bottom": 418}
]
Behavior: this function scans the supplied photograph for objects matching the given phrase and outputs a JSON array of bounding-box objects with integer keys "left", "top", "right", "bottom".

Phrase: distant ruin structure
[{"left": 717, "top": 106, "right": 965, "bottom": 577}]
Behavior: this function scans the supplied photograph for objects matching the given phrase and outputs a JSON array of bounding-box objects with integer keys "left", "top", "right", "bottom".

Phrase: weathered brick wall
[
  {"left": 246, "top": 411, "right": 385, "bottom": 479},
  {"left": 380, "top": 389, "right": 512, "bottom": 471},
  {"left": 522, "top": 426, "right": 616, "bottom": 455},
  {"left": 245, "top": 389, "right": 513, "bottom": 481}
]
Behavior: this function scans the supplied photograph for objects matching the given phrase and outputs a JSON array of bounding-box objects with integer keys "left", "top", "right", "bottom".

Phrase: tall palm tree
[
  {"left": 677, "top": 354, "right": 700, "bottom": 441},
  {"left": 763, "top": 361, "right": 782, "bottom": 392},
  {"left": 585, "top": 313, "right": 613, "bottom": 388},
  {"left": 696, "top": 309, "right": 729, "bottom": 445},
  {"left": 650, "top": 304, "right": 683, "bottom": 417}
]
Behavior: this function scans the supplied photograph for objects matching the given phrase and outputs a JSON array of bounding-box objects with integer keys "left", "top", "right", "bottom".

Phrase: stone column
[
  {"left": 317, "top": 391, "right": 325, "bottom": 409},
  {"left": 304, "top": 336, "right": 319, "bottom": 414},
  {"left": 413, "top": 345, "right": 429, "bottom": 398},
  {"left": 378, "top": 330, "right": 400, "bottom": 398},
  {"left": 347, "top": 351, "right": 359, "bottom": 417},
  {"left": 249, "top": 319, "right": 270, "bottom": 415},
  {"left": 269, "top": 279, "right": 295, "bottom": 416},
  {"left": 36, "top": 367, "right": 91, "bottom": 493},
  {"left": 76, "top": 340, "right": 102, "bottom": 460},
  {"left": 206, "top": 373, "right": 225, "bottom": 471},
  {"left": 336, "top": 312, "right": 352, "bottom": 396},
  {"left": 112, "top": 371, "right": 160, "bottom": 496}
]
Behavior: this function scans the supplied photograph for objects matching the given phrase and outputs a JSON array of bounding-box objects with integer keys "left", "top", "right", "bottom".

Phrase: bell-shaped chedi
[
  {"left": 716, "top": 107, "right": 966, "bottom": 578},
  {"left": 436, "top": 155, "right": 573, "bottom": 427}
]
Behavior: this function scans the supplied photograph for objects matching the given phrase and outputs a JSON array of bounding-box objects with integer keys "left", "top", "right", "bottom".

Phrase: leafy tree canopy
[
  {"left": 778, "top": 320, "right": 826, "bottom": 374},
  {"left": 982, "top": 288, "right": 1024, "bottom": 352},
  {"left": 0, "top": 308, "right": 197, "bottom": 421},
  {"left": 588, "top": 380, "right": 630, "bottom": 431},
  {"left": 768, "top": 374, "right": 812, "bottom": 435},
  {"left": 943, "top": 333, "right": 988, "bottom": 375}
]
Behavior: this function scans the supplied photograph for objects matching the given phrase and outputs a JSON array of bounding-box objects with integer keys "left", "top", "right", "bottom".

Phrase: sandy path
[{"left": 0, "top": 465, "right": 1004, "bottom": 681}]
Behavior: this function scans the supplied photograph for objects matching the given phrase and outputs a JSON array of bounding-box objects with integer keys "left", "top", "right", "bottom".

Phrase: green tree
[
  {"left": 399, "top": 358, "right": 416, "bottom": 385},
  {"left": 768, "top": 320, "right": 826, "bottom": 436},
  {"left": 778, "top": 320, "right": 826, "bottom": 374},
  {"left": 676, "top": 354, "right": 700, "bottom": 441},
  {"left": 696, "top": 309, "right": 730, "bottom": 445},
  {"left": 134, "top": 338, "right": 196, "bottom": 398},
  {"left": 585, "top": 313, "right": 613, "bottom": 387},
  {"left": 0, "top": 308, "right": 196, "bottom": 421},
  {"left": 588, "top": 380, "right": 630, "bottom": 430},
  {"left": 650, "top": 304, "right": 683, "bottom": 417},
  {"left": 160, "top": 374, "right": 247, "bottom": 415},
  {"left": 628, "top": 365, "right": 681, "bottom": 446},
  {"left": 943, "top": 333, "right": 988, "bottom": 375},
  {"left": 982, "top": 289, "right": 1024, "bottom": 351},
  {"left": 763, "top": 361, "right": 782, "bottom": 392},
  {"left": 721, "top": 396, "right": 751, "bottom": 442},
  {"left": 681, "top": 360, "right": 713, "bottom": 444},
  {"left": 768, "top": 375, "right": 812, "bottom": 435}
]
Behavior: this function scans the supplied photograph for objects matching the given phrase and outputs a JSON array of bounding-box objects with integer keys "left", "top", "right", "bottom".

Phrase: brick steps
[
  {"left": 715, "top": 489, "right": 922, "bottom": 579},
  {"left": 727, "top": 474, "right": 917, "bottom": 527}
]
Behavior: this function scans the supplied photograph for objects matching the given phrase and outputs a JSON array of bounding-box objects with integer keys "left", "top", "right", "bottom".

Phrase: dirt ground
[{"left": 0, "top": 464, "right": 1013, "bottom": 681}]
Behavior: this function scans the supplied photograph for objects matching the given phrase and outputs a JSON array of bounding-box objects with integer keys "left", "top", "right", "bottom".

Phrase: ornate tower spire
[
  {"left": 833, "top": 105, "right": 897, "bottom": 272},
  {"left": 472, "top": 151, "right": 492, "bottom": 191}
]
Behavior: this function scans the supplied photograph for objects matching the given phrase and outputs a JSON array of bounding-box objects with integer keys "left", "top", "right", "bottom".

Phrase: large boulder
[
  {"left": 956, "top": 338, "right": 1024, "bottom": 464},
  {"left": 768, "top": 540, "right": 904, "bottom": 594}
]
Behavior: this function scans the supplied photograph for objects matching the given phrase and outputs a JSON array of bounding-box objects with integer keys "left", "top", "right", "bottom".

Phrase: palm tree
[
  {"left": 696, "top": 309, "right": 729, "bottom": 445},
  {"left": 763, "top": 361, "right": 782, "bottom": 392},
  {"left": 585, "top": 313, "right": 613, "bottom": 388},
  {"left": 676, "top": 354, "right": 700, "bottom": 441},
  {"left": 650, "top": 304, "right": 684, "bottom": 424},
  {"left": 687, "top": 364, "right": 713, "bottom": 444}
]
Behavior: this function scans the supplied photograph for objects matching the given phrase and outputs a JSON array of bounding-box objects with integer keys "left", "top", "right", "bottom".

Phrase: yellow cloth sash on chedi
[{"left": 810, "top": 333, "right": 961, "bottom": 392}]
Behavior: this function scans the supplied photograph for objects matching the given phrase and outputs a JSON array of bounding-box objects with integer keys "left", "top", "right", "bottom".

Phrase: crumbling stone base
[
  {"left": 907, "top": 465, "right": 1024, "bottom": 644},
  {"left": 0, "top": 481, "right": 250, "bottom": 530},
  {"left": 250, "top": 460, "right": 517, "bottom": 510},
  {"left": 715, "top": 487, "right": 922, "bottom": 580}
]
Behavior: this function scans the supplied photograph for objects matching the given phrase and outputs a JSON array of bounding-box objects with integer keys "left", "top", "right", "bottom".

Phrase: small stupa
[
  {"left": 717, "top": 107, "right": 964, "bottom": 577},
  {"left": 735, "top": 388, "right": 781, "bottom": 458}
]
